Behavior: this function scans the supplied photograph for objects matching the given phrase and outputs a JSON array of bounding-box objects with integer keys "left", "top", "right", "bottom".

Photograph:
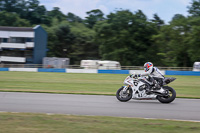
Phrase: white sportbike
[{"left": 116, "top": 75, "right": 176, "bottom": 103}]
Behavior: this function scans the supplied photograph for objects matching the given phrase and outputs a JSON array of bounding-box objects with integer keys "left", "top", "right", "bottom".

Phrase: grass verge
[
  {"left": 0, "top": 112, "right": 200, "bottom": 133},
  {"left": 0, "top": 71, "right": 200, "bottom": 98}
]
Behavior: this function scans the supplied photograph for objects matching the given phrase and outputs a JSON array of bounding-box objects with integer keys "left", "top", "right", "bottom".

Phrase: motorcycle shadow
[{"left": 122, "top": 100, "right": 176, "bottom": 104}]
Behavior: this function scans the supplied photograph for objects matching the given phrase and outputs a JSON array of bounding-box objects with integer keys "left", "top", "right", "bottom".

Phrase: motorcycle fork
[{"left": 122, "top": 85, "right": 129, "bottom": 93}]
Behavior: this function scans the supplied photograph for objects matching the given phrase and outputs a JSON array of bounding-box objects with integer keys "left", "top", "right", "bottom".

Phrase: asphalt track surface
[{"left": 0, "top": 92, "right": 200, "bottom": 122}]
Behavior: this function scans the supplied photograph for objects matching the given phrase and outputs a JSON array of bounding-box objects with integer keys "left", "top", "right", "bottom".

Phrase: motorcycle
[{"left": 116, "top": 75, "right": 176, "bottom": 103}]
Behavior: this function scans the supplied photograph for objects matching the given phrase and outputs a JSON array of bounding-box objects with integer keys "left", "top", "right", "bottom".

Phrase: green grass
[
  {"left": 0, "top": 72, "right": 200, "bottom": 132},
  {"left": 0, "top": 112, "right": 200, "bottom": 133},
  {"left": 0, "top": 71, "right": 200, "bottom": 98}
]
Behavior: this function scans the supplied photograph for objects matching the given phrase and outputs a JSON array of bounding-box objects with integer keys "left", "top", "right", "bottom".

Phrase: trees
[
  {"left": 66, "top": 12, "right": 83, "bottom": 23},
  {"left": 48, "top": 7, "right": 67, "bottom": 22},
  {"left": 24, "top": 0, "right": 50, "bottom": 25},
  {"left": 186, "top": 16, "right": 200, "bottom": 64},
  {"left": 46, "top": 21, "right": 97, "bottom": 65},
  {"left": 188, "top": 0, "right": 200, "bottom": 17},
  {"left": 153, "top": 14, "right": 190, "bottom": 67},
  {"left": 46, "top": 23, "right": 75, "bottom": 58},
  {"left": 94, "top": 10, "right": 159, "bottom": 66},
  {"left": 95, "top": 10, "right": 134, "bottom": 65},
  {"left": 186, "top": 0, "right": 200, "bottom": 64},
  {"left": 151, "top": 0, "right": 200, "bottom": 67},
  {"left": 85, "top": 9, "right": 104, "bottom": 28},
  {"left": 70, "top": 22, "right": 99, "bottom": 64},
  {"left": 0, "top": 0, "right": 51, "bottom": 25},
  {"left": 151, "top": 14, "right": 165, "bottom": 29},
  {"left": 0, "top": 0, "right": 22, "bottom": 12},
  {"left": 0, "top": 11, "right": 30, "bottom": 26},
  {"left": 1, "top": 0, "right": 200, "bottom": 66},
  {"left": 153, "top": 12, "right": 200, "bottom": 67}
]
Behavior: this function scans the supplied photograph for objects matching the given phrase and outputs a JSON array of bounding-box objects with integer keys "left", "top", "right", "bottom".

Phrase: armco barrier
[
  {"left": 0, "top": 68, "right": 8, "bottom": 71},
  {"left": 98, "top": 70, "right": 129, "bottom": 74},
  {"left": 165, "top": 70, "right": 200, "bottom": 76},
  {"left": 38, "top": 68, "right": 66, "bottom": 73},
  {"left": 1, "top": 68, "right": 200, "bottom": 76}
]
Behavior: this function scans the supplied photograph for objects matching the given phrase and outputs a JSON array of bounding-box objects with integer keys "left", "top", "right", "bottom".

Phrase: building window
[
  {"left": 11, "top": 37, "right": 25, "bottom": 43},
  {"left": 3, "top": 38, "right": 8, "bottom": 43},
  {"left": 26, "top": 38, "right": 34, "bottom": 42},
  {"left": 24, "top": 50, "right": 33, "bottom": 58},
  {"left": 0, "top": 49, "right": 24, "bottom": 57}
]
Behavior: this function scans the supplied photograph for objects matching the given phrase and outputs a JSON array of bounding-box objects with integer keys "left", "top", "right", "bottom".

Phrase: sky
[{"left": 39, "top": 0, "right": 193, "bottom": 23}]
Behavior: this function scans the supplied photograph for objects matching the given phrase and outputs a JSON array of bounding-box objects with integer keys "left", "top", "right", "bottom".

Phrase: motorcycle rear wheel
[
  {"left": 157, "top": 86, "right": 176, "bottom": 103},
  {"left": 116, "top": 86, "right": 133, "bottom": 102}
]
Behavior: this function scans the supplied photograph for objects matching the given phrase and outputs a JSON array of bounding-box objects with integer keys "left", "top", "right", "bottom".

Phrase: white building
[{"left": 0, "top": 25, "right": 47, "bottom": 64}]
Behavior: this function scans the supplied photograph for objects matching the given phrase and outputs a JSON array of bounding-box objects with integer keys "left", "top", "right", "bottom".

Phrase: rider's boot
[{"left": 145, "top": 89, "right": 151, "bottom": 94}]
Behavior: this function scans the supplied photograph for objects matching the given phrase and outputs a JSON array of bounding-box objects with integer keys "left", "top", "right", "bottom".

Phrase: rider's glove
[
  {"left": 130, "top": 74, "right": 134, "bottom": 78},
  {"left": 130, "top": 74, "right": 141, "bottom": 78}
]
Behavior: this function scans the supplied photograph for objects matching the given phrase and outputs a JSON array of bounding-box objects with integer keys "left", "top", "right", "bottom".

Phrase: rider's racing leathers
[{"left": 140, "top": 67, "right": 164, "bottom": 89}]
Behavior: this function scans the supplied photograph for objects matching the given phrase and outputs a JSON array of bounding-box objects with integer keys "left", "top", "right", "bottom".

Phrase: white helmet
[{"left": 144, "top": 62, "right": 153, "bottom": 72}]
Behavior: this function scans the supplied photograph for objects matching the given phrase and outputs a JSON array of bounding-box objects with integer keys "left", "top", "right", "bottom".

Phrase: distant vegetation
[{"left": 1, "top": 0, "right": 200, "bottom": 66}]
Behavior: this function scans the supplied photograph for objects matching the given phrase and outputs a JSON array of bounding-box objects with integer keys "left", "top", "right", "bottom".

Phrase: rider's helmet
[{"left": 144, "top": 62, "right": 153, "bottom": 72}]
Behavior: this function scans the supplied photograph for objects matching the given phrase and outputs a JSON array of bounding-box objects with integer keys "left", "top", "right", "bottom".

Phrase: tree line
[{"left": 0, "top": 0, "right": 200, "bottom": 66}]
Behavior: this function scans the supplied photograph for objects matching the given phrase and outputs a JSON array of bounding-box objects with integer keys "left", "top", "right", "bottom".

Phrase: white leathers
[{"left": 141, "top": 67, "right": 164, "bottom": 79}]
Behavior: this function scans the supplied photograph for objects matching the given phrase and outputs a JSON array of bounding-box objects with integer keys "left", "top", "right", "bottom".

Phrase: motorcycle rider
[{"left": 131, "top": 62, "right": 164, "bottom": 91}]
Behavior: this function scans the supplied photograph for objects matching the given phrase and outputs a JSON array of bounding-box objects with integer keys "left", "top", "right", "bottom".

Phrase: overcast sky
[{"left": 39, "top": 0, "right": 192, "bottom": 23}]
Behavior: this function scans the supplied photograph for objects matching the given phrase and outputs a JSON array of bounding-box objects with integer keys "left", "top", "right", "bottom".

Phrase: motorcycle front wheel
[
  {"left": 116, "top": 86, "right": 133, "bottom": 102},
  {"left": 157, "top": 86, "right": 176, "bottom": 103}
]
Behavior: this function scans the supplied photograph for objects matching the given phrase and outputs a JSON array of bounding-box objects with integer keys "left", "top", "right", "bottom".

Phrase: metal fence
[
  {"left": 0, "top": 64, "right": 193, "bottom": 71},
  {"left": 121, "top": 66, "right": 193, "bottom": 71}
]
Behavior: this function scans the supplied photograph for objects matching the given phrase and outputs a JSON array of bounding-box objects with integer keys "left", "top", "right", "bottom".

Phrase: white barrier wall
[
  {"left": 66, "top": 69, "right": 98, "bottom": 73},
  {"left": 1, "top": 68, "right": 167, "bottom": 75},
  {"left": 2, "top": 68, "right": 200, "bottom": 76},
  {"left": 9, "top": 68, "right": 38, "bottom": 72},
  {"left": 129, "top": 70, "right": 166, "bottom": 75},
  {"left": 129, "top": 70, "right": 144, "bottom": 74}
]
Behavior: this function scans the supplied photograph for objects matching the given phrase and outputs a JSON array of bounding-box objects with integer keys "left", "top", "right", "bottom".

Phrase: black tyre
[
  {"left": 116, "top": 86, "right": 133, "bottom": 102},
  {"left": 157, "top": 86, "right": 176, "bottom": 103}
]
